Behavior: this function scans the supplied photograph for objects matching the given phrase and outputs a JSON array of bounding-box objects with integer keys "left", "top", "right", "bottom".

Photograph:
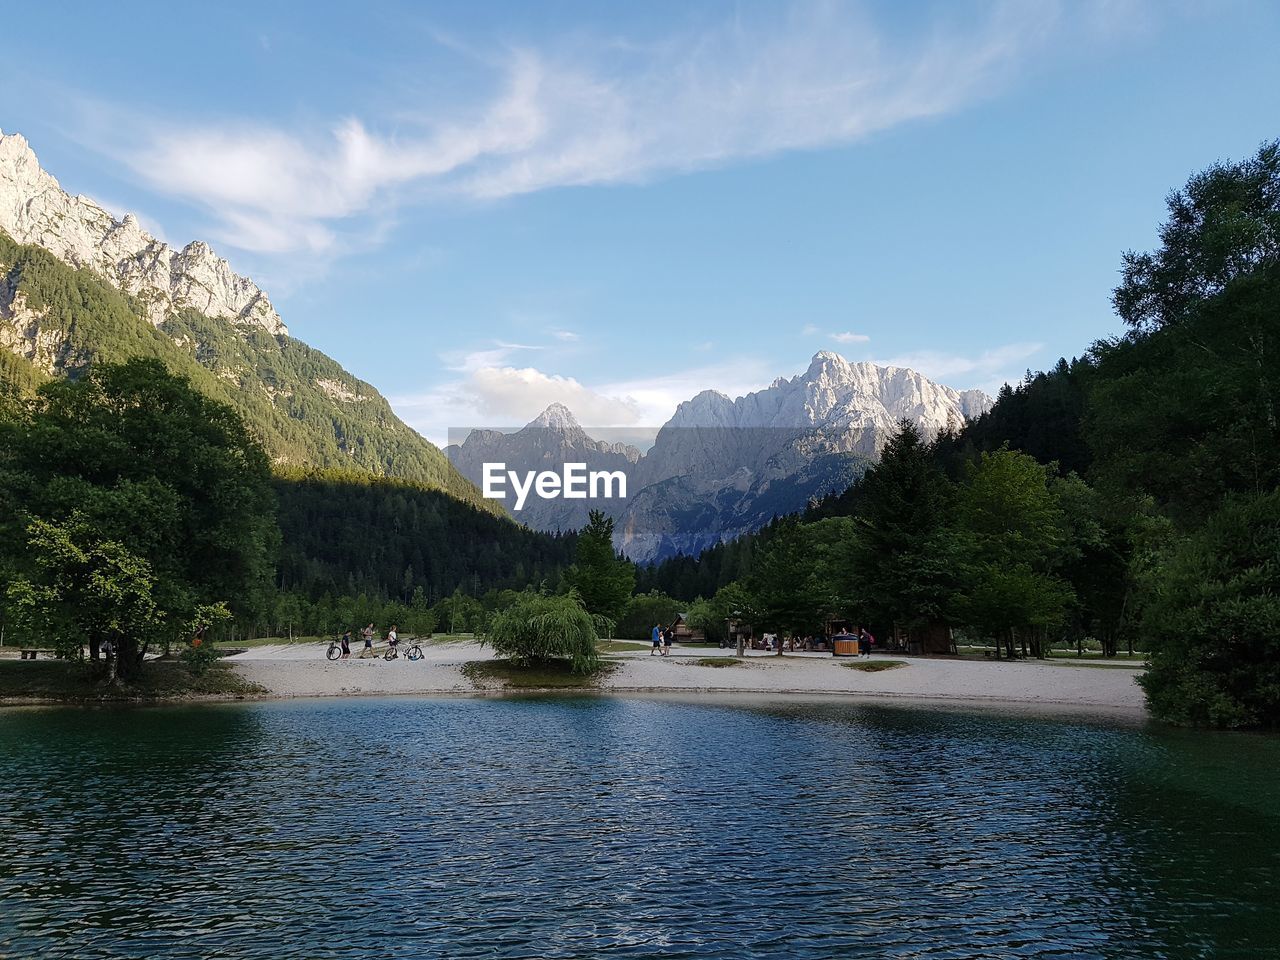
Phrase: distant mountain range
[
  {"left": 449, "top": 351, "right": 991, "bottom": 561},
  {"left": 0, "top": 129, "right": 494, "bottom": 512}
]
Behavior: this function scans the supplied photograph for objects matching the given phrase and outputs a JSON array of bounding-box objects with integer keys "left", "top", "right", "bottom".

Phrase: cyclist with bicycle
[
  {"left": 386, "top": 624, "right": 399, "bottom": 658},
  {"left": 339, "top": 629, "right": 352, "bottom": 659}
]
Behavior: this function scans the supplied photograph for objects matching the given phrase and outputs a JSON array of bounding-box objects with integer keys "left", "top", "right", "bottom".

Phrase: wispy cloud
[
  {"left": 83, "top": 0, "right": 1097, "bottom": 255},
  {"left": 831, "top": 331, "right": 871, "bottom": 344},
  {"left": 440, "top": 340, "right": 543, "bottom": 373},
  {"left": 879, "top": 341, "right": 1044, "bottom": 393}
]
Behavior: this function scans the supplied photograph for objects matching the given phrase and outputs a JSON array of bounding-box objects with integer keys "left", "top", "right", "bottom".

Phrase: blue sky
[{"left": 3, "top": 0, "right": 1278, "bottom": 443}]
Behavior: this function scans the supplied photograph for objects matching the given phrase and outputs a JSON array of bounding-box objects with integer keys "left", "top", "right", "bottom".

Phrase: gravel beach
[{"left": 225, "top": 641, "right": 1147, "bottom": 714}]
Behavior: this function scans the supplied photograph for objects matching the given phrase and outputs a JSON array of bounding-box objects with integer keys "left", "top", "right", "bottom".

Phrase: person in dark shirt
[{"left": 858, "top": 627, "right": 875, "bottom": 658}]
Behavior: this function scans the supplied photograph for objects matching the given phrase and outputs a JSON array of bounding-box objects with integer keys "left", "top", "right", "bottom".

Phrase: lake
[{"left": 1, "top": 695, "right": 1278, "bottom": 959}]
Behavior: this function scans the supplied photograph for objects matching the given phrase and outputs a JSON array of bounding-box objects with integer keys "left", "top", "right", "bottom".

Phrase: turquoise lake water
[{"left": 1, "top": 695, "right": 1278, "bottom": 959}]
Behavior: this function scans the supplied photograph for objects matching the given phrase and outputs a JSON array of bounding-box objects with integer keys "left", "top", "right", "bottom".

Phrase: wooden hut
[{"left": 669, "top": 613, "right": 705, "bottom": 643}]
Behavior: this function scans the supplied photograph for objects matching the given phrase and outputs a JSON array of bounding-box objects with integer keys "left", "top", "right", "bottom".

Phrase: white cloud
[
  {"left": 391, "top": 363, "right": 642, "bottom": 446},
  {"left": 390, "top": 353, "right": 777, "bottom": 444},
  {"left": 89, "top": 0, "right": 1088, "bottom": 254},
  {"left": 878, "top": 341, "right": 1044, "bottom": 390},
  {"left": 598, "top": 357, "right": 776, "bottom": 427},
  {"left": 549, "top": 329, "right": 580, "bottom": 342},
  {"left": 831, "top": 331, "right": 870, "bottom": 344},
  {"left": 468, "top": 366, "right": 642, "bottom": 424}
]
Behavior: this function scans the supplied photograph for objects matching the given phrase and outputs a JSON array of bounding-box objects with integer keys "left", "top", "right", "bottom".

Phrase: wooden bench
[{"left": 18, "top": 648, "right": 59, "bottom": 660}]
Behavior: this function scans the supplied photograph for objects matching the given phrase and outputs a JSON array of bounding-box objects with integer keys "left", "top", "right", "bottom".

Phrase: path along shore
[{"left": 224, "top": 641, "right": 1147, "bottom": 716}]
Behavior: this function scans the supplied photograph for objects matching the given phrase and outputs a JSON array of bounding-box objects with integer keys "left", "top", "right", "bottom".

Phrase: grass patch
[
  {"left": 952, "top": 647, "right": 1147, "bottom": 668},
  {"left": 597, "top": 640, "right": 651, "bottom": 653},
  {"left": 0, "top": 659, "right": 266, "bottom": 702},
  {"left": 1044, "top": 660, "right": 1146, "bottom": 670},
  {"left": 845, "top": 660, "right": 908, "bottom": 673},
  {"left": 690, "top": 657, "right": 745, "bottom": 668},
  {"left": 461, "top": 659, "right": 617, "bottom": 691}
]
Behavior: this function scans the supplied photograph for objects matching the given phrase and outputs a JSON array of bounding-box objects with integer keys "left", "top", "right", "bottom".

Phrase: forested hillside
[
  {"left": 274, "top": 470, "right": 577, "bottom": 601},
  {"left": 0, "top": 230, "right": 493, "bottom": 511}
]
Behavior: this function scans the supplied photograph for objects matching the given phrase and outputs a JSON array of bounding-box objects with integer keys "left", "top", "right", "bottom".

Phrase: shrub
[{"left": 484, "top": 591, "right": 608, "bottom": 674}]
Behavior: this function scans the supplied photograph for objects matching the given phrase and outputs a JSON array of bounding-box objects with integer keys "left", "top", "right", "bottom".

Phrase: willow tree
[{"left": 484, "top": 591, "right": 608, "bottom": 674}]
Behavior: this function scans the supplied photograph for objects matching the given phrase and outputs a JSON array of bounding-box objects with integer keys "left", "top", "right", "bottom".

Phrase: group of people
[
  {"left": 335, "top": 623, "right": 398, "bottom": 659},
  {"left": 650, "top": 623, "right": 675, "bottom": 656},
  {"left": 757, "top": 627, "right": 877, "bottom": 656}
]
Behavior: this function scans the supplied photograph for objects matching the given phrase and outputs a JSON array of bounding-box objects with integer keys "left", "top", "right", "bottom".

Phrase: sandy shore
[{"left": 225, "top": 641, "right": 1147, "bottom": 714}]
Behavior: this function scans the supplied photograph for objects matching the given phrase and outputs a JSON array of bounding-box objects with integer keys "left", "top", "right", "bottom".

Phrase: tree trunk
[{"left": 114, "top": 642, "right": 143, "bottom": 682}]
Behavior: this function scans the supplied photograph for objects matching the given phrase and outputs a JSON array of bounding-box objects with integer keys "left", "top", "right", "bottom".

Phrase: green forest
[{"left": 1, "top": 143, "right": 1277, "bottom": 727}]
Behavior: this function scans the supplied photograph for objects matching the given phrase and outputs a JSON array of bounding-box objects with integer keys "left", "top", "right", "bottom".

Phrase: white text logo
[{"left": 481, "top": 462, "right": 628, "bottom": 511}]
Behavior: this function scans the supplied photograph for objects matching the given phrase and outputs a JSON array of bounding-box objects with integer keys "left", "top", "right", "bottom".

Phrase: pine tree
[{"left": 566, "top": 511, "right": 635, "bottom": 624}]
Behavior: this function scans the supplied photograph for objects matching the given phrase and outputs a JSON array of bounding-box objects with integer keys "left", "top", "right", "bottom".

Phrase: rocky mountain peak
[
  {"left": 529, "top": 402, "right": 581, "bottom": 431},
  {"left": 0, "top": 129, "right": 286, "bottom": 337},
  {"left": 806, "top": 349, "right": 851, "bottom": 376}
]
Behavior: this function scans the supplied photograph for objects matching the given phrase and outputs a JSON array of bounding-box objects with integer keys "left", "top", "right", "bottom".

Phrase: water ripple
[{"left": 1, "top": 697, "right": 1278, "bottom": 959}]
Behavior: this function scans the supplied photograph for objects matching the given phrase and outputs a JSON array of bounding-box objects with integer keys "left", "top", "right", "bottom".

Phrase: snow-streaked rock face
[
  {"left": 670, "top": 350, "right": 988, "bottom": 440},
  {"left": 640, "top": 350, "right": 991, "bottom": 486},
  {"left": 0, "top": 130, "right": 286, "bottom": 335}
]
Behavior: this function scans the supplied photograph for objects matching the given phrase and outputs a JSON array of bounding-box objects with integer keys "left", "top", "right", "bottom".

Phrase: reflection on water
[{"left": 1, "top": 696, "right": 1278, "bottom": 959}]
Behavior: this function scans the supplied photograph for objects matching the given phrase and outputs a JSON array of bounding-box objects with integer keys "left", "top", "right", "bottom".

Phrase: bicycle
[
  {"left": 326, "top": 636, "right": 350, "bottom": 661},
  {"left": 384, "top": 636, "right": 424, "bottom": 661}
]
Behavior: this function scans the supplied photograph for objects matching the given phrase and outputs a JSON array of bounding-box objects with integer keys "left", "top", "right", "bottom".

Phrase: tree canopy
[{"left": 0, "top": 358, "right": 277, "bottom": 677}]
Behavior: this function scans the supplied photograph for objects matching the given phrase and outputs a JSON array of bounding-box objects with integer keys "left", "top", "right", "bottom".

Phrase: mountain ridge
[
  {"left": 0, "top": 130, "right": 498, "bottom": 513},
  {"left": 0, "top": 130, "right": 285, "bottom": 335}
]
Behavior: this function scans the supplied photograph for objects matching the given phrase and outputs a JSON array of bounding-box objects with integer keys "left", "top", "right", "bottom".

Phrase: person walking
[
  {"left": 360, "top": 623, "right": 375, "bottom": 658},
  {"left": 651, "top": 623, "right": 662, "bottom": 656},
  {"left": 662, "top": 626, "right": 673, "bottom": 657},
  {"left": 858, "top": 626, "right": 875, "bottom": 658},
  {"left": 339, "top": 629, "right": 352, "bottom": 659},
  {"left": 386, "top": 624, "right": 399, "bottom": 657}
]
